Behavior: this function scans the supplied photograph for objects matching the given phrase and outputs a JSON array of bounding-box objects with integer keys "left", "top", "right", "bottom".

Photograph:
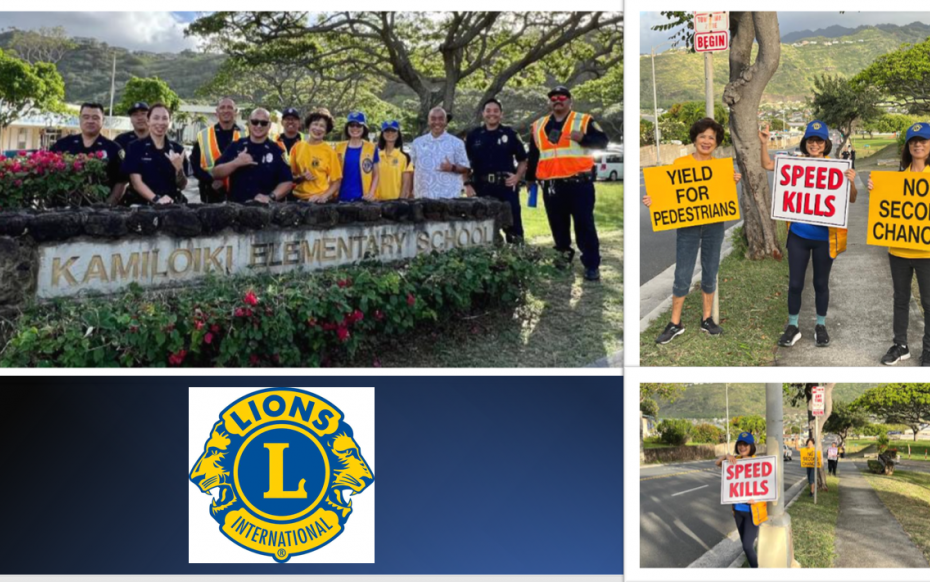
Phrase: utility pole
[
  {"left": 108, "top": 52, "right": 117, "bottom": 117},
  {"left": 725, "top": 383, "right": 731, "bottom": 447},
  {"left": 651, "top": 45, "right": 663, "bottom": 166},
  {"left": 759, "top": 382, "right": 799, "bottom": 568}
]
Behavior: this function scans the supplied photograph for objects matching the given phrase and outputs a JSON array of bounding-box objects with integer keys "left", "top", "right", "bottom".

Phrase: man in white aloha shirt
[{"left": 410, "top": 107, "right": 470, "bottom": 199}]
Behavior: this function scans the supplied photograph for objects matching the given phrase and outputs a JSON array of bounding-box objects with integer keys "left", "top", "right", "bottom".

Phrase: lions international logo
[
  {"left": 362, "top": 158, "right": 374, "bottom": 173},
  {"left": 915, "top": 124, "right": 923, "bottom": 132},
  {"left": 812, "top": 122, "right": 822, "bottom": 130},
  {"left": 311, "top": 158, "right": 320, "bottom": 168},
  {"left": 189, "top": 388, "right": 374, "bottom": 562}
]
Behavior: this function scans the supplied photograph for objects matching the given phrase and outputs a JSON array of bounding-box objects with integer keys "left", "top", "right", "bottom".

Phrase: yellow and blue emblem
[{"left": 189, "top": 388, "right": 374, "bottom": 562}]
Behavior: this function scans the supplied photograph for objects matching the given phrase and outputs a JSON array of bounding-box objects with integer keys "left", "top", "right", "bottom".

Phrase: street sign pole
[
  {"left": 705, "top": 50, "right": 720, "bottom": 324},
  {"left": 759, "top": 382, "right": 798, "bottom": 568},
  {"left": 652, "top": 46, "right": 661, "bottom": 166}
]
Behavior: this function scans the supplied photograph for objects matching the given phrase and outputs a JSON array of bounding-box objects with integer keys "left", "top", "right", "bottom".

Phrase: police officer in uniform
[
  {"left": 527, "top": 86, "right": 608, "bottom": 281},
  {"left": 121, "top": 103, "right": 190, "bottom": 204},
  {"left": 190, "top": 97, "right": 244, "bottom": 203},
  {"left": 465, "top": 98, "right": 528, "bottom": 243},
  {"left": 275, "top": 107, "right": 305, "bottom": 164},
  {"left": 114, "top": 101, "right": 150, "bottom": 151},
  {"left": 50, "top": 102, "right": 126, "bottom": 204},
  {"left": 212, "top": 108, "right": 293, "bottom": 204}
]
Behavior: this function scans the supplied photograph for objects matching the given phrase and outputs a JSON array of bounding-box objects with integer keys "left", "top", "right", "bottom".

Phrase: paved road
[
  {"left": 639, "top": 152, "right": 792, "bottom": 285},
  {"left": 640, "top": 447, "right": 808, "bottom": 568}
]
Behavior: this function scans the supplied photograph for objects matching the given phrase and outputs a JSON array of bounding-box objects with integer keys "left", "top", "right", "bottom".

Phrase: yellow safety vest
[
  {"left": 198, "top": 125, "right": 242, "bottom": 171},
  {"left": 531, "top": 111, "right": 595, "bottom": 180},
  {"left": 334, "top": 141, "right": 377, "bottom": 195},
  {"left": 275, "top": 132, "right": 306, "bottom": 165}
]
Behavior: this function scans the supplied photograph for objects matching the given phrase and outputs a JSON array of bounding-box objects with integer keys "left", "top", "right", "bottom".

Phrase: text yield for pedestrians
[{"left": 720, "top": 456, "right": 778, "bottom": 505}]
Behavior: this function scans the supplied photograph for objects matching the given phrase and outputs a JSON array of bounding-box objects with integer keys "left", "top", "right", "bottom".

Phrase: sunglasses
[
  {"left": 550, "top": 95, "right": 569, "bottom": 102},
  {"left": 249, "top": 119, "right": 270, "bottom": 127}
]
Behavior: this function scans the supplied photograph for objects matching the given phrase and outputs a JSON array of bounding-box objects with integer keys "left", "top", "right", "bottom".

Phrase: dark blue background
[{"left": 0, "top": 376, "right": 622, "bottom": 574}]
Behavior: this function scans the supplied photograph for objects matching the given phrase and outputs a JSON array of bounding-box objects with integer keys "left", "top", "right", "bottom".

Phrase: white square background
[{"left": 188, "top": 386, "right": 375, "bottom": 564}]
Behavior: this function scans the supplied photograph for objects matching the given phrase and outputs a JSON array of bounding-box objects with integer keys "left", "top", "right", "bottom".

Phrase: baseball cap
[
  {"left": 128, "top": 102, "right": 150, "bottom": 115},
  {"left": 346, "top": 111, "right": 368, "bottom": 127},
  {"left": 282, "top": 107, "right": 301, "bottom": 120},
  {"left": 381, "top": 120, "right": 400, "bottom": 131},
  {"left": 736, "top": 432, "right": 755, "bottom": 445},
  {"left": 803, "top": 120, "right": 830, "bottom": 141},
  {"left": 547, "top": 85, "right": 572, "bottom": 99},
  {"left": 905, "top": 122, "right": 930, "bottom": 142}
]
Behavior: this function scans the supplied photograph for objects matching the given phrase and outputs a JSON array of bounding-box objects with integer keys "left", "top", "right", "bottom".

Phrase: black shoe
[
  {"left": 656, "top": 321, "right": 685, "bottom": 345},
  {"left": 584, "top": 268, "right": 600, "bottom": 282},
  {"left": 814, "top": 324, "right": 830, "bottom": 347},
  {"left": 700, "top": 317, "right": 723, "bottom": 335},
  {"left": 778, "top": 324, "right": 802, "bottom": 347},
  {"left": 881, "top": 344, "right": 910, "bottom": 366}
]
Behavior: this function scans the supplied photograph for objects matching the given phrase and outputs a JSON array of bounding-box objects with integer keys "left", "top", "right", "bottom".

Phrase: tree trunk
[{"left": 723, "top": 12, "right": 783, "bottom": 260}]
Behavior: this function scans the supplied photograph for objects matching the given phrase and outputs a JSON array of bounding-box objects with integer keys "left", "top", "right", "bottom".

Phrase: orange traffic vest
[
  {"left": 198, "top": 125, "right": 242, "bottom": 171},
  {"left": 786, "top": 156, "right": 848, "bottom": 258},
  {"left": 531, "top": 111, "right": 595, "bottom": 180},
  {"left": 732, "top": 455, "right": 769, "bottom": 526},
  {"left": 275, "top": 132, "right": 306, "bottom": 165},
  {"left": 334, "top": 140, "right": 378, "bottom": 195}
]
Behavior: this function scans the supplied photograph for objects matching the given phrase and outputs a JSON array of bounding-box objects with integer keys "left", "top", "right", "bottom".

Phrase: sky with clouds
[
  {"left": 641, "top": 11, "right": 930, "bottom": 54},
  {"left": 0, "top": 12, "right": 200, "bottom": 53}
]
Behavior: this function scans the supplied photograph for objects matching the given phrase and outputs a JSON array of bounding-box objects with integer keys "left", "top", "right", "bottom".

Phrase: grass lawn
[
  {"left": 640, "top": 222, "right": 790, "bottom": 366},
  {"left": 788, "top": 474, "right": 841, "bottom": 568},
  {"left": 357, "top": 183, "right": 623, "bottom": 367},
  {"left": 847, "top": 439, "right": 930, "bottom": 460},
  {"left": 848, "top": 137, "right": 897, "bottom": 158},
  {"left": 864, "top": 470, "right": 930, "bottom": 564}
]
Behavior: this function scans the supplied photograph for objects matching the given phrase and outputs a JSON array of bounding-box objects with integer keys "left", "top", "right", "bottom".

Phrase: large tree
[
  {"left": 852, "top": 37, "right": 930, "bottom": 114},
  {"left": 187, "top": 11, "right": 622, "bottom": 132},
  {"left": 810, "top": 74, "right": 880, "bottom": 152},
  {"left": 0, "top": 49, "right": 66, "bottom": 143},
  {"left": 655, "top": 12, "right": 782, "bottom": 260},
  {"left": 852, "top": 383, "right": 930, "bottom": 442},
  {"left": 640, "top": 383, "right": 686, "bottom": 461},
  {"left": 116, "top": 76, "right": 181, "bottom": 115},
  {"left": 823, "top": 399, "right": 868, "bottom": 449},
  {"left": 7, "top": 26, "right": 76, "bottom": 65}
]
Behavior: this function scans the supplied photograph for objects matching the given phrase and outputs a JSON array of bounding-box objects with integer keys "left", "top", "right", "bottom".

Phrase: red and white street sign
[
  {"left": 721, "top": 455, "right": 778, "bottom": 505},
  {"left": 695, "top": 32, "right": 729, "bottom": 52},
  {"left": 772, "top": 156, "right": 852, "bottom": 229},
  {"left": 812, "top": 386, "right": 825, "bottom": 417}
]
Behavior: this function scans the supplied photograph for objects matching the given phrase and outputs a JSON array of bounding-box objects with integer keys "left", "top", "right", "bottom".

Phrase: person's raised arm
[{"left": 759, "top": 122, "right": 775, "bottom": 171}]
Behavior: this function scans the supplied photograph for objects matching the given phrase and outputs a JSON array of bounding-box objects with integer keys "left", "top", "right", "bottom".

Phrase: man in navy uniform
[
  {"left": 212, "top": 108, "right": 293, "bottom": 204},
  {"left": 190, "top": 97, "right": 244, "bottom": 203},
  {"left": 114, "top": 101, "right": 150, "bottom": 151},
  {"left": 275, "top": 107, "right": 305, "bottom": 164},
  {"left": 526, "top": 86, "right": 609, "bottom": 281},
  {"left": 465, "top": 98, "right": 528, "bottom": 243},
  {"left": 50, "top": 102, "right": 126, "bottom": 204}
]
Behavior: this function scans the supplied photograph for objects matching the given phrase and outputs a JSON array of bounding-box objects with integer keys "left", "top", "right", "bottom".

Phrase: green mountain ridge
[
  {"left": 654, "top": 384, "right": 876, "bottom": 419},
  {"left": 0, "top": 32, "right": 226, "bottom": 105},
  {"left": 641, "top": 23, "right": 930, "bottom": 110}
]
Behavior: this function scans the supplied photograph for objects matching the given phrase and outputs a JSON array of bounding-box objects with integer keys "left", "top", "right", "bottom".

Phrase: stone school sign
[{"left": 0, "top": 198, "right": 510, "bottom": 306}]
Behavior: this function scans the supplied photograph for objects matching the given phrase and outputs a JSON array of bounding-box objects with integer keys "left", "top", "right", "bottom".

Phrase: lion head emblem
[{"left": 189, "top": 388, "right": 374, "bottom": 562}]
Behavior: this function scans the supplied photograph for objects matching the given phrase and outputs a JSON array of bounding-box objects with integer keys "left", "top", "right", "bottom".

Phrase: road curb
[{"left": 640, "top": 221, "right": 743, "bottom": 332}]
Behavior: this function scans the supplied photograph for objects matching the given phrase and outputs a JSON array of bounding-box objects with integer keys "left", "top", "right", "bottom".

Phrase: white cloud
[{"left": 0, "top": 12, "right": 200, "bottom": 53}]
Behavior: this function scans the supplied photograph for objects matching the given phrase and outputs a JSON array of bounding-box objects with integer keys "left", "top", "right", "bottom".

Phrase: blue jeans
[{"left": 673, "top": 222, "right": 725, "bottom": 297}]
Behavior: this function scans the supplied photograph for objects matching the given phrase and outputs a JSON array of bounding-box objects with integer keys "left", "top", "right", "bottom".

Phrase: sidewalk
[
  {"left": 833, "top": 463, "right": 929, "bottom": 568},
  {"left": 775, "top": 177, "right": 925, "bottom": 366}
]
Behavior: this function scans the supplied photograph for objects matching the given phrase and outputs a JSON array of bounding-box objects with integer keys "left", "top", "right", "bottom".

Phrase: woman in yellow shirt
[
  {"left": 375, "top": 120, "right": 413, "bottom": 200},
  {"left": 868, "top": 122, "right": 930, "bottom": 366},
  {"left": 289, "top": 108, "right": 342, "bottom": 203}
]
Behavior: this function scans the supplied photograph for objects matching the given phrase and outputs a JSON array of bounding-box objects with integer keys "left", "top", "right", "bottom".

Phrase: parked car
[{"left": 594, "top": 153, "right": 623, "bottom": 181}]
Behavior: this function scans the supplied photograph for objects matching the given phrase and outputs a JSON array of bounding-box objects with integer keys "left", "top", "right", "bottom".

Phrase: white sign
[
  {"left": 812, "top": 386, "right": 825, "bottom": 417},
  {"left": 772, "top": 156, "right": 852, "bottom": 229},
  {"left": 694, "top": 12, "right": 728, "bottom": 33},
  {"left": 720, "top": 455, "right": 778, "bottom": 505},
  {"left": 694, "top": 32, "right": 729, "bottom": 52},
  {"left": 36, "top": 219, "right": 495, "bottom": 299}
]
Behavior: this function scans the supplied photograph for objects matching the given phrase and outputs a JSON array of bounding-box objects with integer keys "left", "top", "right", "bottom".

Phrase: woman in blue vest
[
  {"left": 715, "top": 432, "right": 767, "bottom": 568},
  {"left": 335, "top": 112, "right": 380, "bottom": 202},
  {"left": 760, "top": 121, "right": 857, "bottom": 349}
]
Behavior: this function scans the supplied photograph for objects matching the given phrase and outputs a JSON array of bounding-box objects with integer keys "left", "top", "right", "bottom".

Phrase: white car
[{"left": 594, "top": 153, "right": 623, "bottom": 181}]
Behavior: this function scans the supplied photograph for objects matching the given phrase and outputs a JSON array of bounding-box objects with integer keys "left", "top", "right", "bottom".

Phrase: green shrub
[
  {"left": 877, "top": 434, "right": 891, "bottom": 453},
  {"left": 692, "top": 422, "right": 723, "bottom": 444},
  {"left": 0, "top": 245, "right": 543, "bottom": 367},
  {"left": 657, "top": 419, "right": 692, "bottom": 446},
  {"left": 0, "top": 150, "right": 110, "bottom": 210}
]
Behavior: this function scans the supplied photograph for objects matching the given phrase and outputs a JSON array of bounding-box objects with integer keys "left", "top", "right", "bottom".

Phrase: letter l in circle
[{"left": 263, "top": 443, "right": 308, "bottom": 498}]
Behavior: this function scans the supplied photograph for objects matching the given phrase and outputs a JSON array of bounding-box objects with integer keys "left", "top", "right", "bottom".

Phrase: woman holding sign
[
  {"left": 868, "top": 122, "right": 930, "bottom": 366},
  {"left": 760, "top": 121, "right": 857, "bottom": 348},
  {"left": 803, "top": 438, "right": 818, "bottom": 496},
  {"left": 714, "top": 432, "right": 766, "bottom": 568},
  {"left": 642, "top": 118, "right": 741, "bottom": 344}
]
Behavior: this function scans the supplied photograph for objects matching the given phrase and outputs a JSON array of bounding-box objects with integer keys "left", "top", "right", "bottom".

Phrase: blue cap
[
  {"left": 737, "top": 432, "right": 755, "bottom": 445},
  {"left": 803, "top": 120, "right": 830, "bottom": 141},
  {"left": 905, "top": 122, "right": 930, "bottom": 142},
  {"left": 281, "top": 107, "right": 300, "bottom": 120},
  {"left": 346, "top": 111, "right": 368, "bottom": 127},
  {"left": 381, "top": 120, "right": 400, "bottom": 131},
  {"left": 128, "top": 102, "right": 149, "bottom": 114}
]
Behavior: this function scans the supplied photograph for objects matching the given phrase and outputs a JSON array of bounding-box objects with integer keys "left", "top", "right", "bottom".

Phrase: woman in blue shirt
[
  {"left": 760, "top": 121, "right": 857, "bottom": 348},
  {"left": 715, "top": 432, "right": 764, "bottom": 568},
  {"left": 335, "top": 111, "right": 379, "bottom": 202}
]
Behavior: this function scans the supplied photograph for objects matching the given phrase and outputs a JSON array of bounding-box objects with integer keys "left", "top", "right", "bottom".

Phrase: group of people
[
  {"left": 643, "top": 117, "right": 930, "bottom": 366},
  {"left": 47, "top": 84, "right": 608, "bottom": 281}
]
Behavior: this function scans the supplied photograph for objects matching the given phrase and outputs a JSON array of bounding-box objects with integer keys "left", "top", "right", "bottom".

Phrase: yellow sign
[
  {"left": 644, "top": 157, "right": 740, "bottom": 232},
  {"left": 800, "top": 448, "right": 822, "bottom": 468},
  {"left": 867, "top": 171, "right": 930, "bottom": 251}
]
